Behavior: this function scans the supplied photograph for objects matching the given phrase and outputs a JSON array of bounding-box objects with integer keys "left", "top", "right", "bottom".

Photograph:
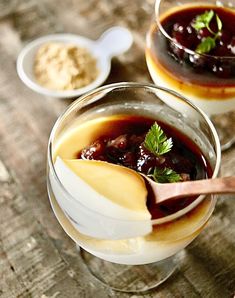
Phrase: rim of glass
[
  {"left": 155, "top": 0, "right": 235, "bottom": 60},
  {"left": 48, "top": 82, "right": 221, "bottom": 225}
]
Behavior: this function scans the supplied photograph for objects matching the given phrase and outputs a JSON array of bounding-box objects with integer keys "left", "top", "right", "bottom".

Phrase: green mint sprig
[
  {"left": 148, "top": 167, "right": 182, "bottom": 183},
  {"left": 192, "top": 10, "right": 223, "bottom": 54},
  {"left": 144, "top": 122, "right": 173, "bottom": 156}
]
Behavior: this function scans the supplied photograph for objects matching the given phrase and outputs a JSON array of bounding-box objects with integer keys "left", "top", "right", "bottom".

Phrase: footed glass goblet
[
  {"left": 146, "top": 0, "right": 235, "bottom": 150},
  {"left": 47, "top": 82, "right": 220, "bottom": 292}
]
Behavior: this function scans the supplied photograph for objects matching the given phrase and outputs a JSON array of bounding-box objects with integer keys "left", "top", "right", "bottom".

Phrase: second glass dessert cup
[
  {"left": 47, "top": 82, "right": 221, "bottom": 292},
  {"left": 146, "top": 0, "right": 235, "bottom": 150}
]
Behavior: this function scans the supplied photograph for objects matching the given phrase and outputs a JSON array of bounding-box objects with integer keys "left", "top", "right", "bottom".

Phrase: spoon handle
[{"left": 155, "top": 177, "right": 235, "bottom": 204}]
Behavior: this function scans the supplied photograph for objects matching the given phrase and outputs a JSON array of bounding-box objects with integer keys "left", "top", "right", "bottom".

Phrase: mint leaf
[
  {"left": 196, "top": 36, "right": 216, "bottom": 54},
  {"left": 148, "top": 167, "right": 181, "bottom": 183},
  {"left": 216, "top": 14, "right": 222, "bottom": 31},
  {"left": 192, "top": 10, "right": 214, "bottom": 31},
  {"left": 144, "top": 122, "right": 173, "bottom": 156},
  {"left": 202, "top": 10, "right": 214, "bottom": 25},
  {"left": 193, "top": 21, "right": 207, "bottom": 31}
]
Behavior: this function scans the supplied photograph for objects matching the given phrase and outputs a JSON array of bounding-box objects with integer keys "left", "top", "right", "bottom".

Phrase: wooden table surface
[{"left": 0, "top": 0, "right": 235, "bottom": 297}]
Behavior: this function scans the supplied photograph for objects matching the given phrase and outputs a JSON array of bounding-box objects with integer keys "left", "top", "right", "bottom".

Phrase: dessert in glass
[
  {"left": 146, "top": 0, "right": 235, "bottom": 150},
  {"left": 47, "top": 82, "right": 220, "bottom": 292}
]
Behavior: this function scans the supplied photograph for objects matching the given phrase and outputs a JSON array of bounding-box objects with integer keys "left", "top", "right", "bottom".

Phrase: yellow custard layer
[{"left": 146, "top": 46, "right": 235, "bottom": 101}]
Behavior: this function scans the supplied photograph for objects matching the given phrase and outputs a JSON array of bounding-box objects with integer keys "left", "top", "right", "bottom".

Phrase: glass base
[
  {"left": 211, "top": 111, "right": 235, "bottom": 151},
  {"left": 78, "top": 245, "right": 177, "bottom": 293}
]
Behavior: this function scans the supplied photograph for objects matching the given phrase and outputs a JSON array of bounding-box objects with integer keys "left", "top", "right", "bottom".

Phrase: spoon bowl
[{"left": 17, "top": 27, "right": 133, "bottom": 98}]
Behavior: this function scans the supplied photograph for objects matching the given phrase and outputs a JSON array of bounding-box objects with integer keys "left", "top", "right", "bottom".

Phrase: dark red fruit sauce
[
  {"left": 149, "top": 6, "right": 235, "bottom": 84},
  {"left": 77, "top": 115, "right": 212, "bottom": 219}
]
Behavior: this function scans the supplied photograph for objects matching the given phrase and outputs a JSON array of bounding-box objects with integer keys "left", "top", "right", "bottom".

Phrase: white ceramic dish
[{"left": 16, "top": 27, "right": 133, "bottom": 98}]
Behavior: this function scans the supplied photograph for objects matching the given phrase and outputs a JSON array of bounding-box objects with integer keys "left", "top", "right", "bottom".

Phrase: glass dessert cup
[
  {"left": 47, "top": 82, "right": 221, "bottom": 293},
  {"left": 146, "top": 0, "right": 235, "bottom": 150}
]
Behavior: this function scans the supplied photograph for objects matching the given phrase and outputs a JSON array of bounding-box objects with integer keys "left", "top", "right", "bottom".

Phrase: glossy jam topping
[
  {"left": 148, "top": 5, "right": 235, "bottom": 85},
  {"left": 164, "top": 7, "right": 235, "bottom": 58},
  {"left": 77, "top": 115, "right": 212, "bottom": 219}
]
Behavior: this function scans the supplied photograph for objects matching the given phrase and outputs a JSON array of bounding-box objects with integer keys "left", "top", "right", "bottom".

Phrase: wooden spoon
[{"left": 142, "top": 174, "right": 235, "bottom": 204}]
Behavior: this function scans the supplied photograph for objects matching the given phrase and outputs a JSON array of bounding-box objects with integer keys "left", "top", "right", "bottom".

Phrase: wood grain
[{"left": 0, "top": 0, "right": 234, "bottom": 297}]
